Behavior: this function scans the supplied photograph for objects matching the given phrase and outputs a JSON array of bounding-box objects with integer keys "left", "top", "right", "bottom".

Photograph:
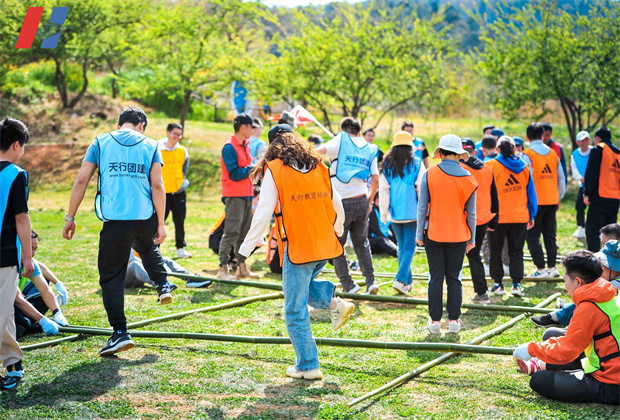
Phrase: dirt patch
[{"left": 20, "top": 143, "right": 88, "bottom": 187}]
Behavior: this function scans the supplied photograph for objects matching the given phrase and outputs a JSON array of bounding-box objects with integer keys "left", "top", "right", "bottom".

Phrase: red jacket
[{"left": 528, "top": 278, "right": 620, "bottom": 385}]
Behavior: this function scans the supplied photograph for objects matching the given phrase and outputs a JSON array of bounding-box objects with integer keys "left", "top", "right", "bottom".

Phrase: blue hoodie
[{"left": 495, "top": 154, "right": 538, "bottom": 220}]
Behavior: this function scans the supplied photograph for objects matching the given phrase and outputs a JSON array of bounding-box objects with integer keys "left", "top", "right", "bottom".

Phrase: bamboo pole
[
  {"left": 321, "top": 269, "right": 562, "bottom": 282},
  {"left": 169, "top": 273, "right": 554, "bottom": 314},
  {"left": 58, "top": 325, "right": 514, "bottom": 356},
  {"left": 346, "top": 292, "right": 561, "bottom": 407},
  {"left": 22, "top": 292, "right": 284, "bottom": 352},
  {"left": 414, "top": 247, "right": 563, "bottom": 263}
]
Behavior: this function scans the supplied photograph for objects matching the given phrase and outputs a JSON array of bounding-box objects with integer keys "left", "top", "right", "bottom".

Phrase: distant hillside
[{"left": 269, "top": 0, "right": 591, "bottom": 51}]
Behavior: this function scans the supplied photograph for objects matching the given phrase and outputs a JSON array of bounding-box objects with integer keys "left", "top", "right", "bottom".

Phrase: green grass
[{"left": 2, "top": 120, "right": 619, "bottom": 419}]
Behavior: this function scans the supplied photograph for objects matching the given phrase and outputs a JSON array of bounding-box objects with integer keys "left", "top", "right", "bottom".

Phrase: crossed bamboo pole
[
  {"left": 346, "top": 292, "right": 561, "bottom": 407},
  {"left": 168, "top": 273, "right": 554, "bottom": 314},
  {"left": 321, "top": 268, "right": 563, "bottom": 282}
]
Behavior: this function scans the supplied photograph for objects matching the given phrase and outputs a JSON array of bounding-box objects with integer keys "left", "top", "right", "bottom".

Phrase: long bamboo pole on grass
[
  {"left": 21, "top": 292, "right": 283, "bottom": 352},
  {"left": 346, "top": 292, "right": 561, "bottom": 407},
  {"left": 414, "top": 247, "right": 563, "bottom": 263},
  {"left": 58, "top": 325, "right": 515, "bottom": 356},
  {"left": 168, "top": 273, "right": 554, "bottom": 314},
  {"left": 321, "top": 268, "right": 563, "bottom": 282}
]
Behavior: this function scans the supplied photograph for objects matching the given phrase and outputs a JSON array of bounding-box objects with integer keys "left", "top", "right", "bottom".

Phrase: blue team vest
[
  {"left": 384, "top": 159, "right": 421, "bottom": 221},
  {"left": 572, "top": 148, "right": 591, "bottom": 186},
  {"left": 413, "top": 137, "right": 425, "bottom": 161},
  {"left": 333, "top": 132, "right": 378, "bottom": 183},
  {"left": 95, "top": 132, "right": 158, "bottom": 221},
  {"left": 0, "top": 163, "right": 28, "bottom": 272},
  {"left": 249, "top": 136, "right": 266, "bottom": 164}
]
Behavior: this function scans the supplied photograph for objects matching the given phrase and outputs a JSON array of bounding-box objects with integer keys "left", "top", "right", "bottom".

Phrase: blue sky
[{"left": 263, "top": 0, "right": 364, "bottom": 7}]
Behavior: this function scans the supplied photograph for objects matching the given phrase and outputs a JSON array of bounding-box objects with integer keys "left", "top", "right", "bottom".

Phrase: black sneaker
[
  {"left": 157, "top": 282, "right": 173, "bottom": 305},
  {"left": 99, "top": 330, "right": 135, "bottom": 356},
  {"left": 168, "top": 282, "right": 178, "bottom": 292},
  {"left": 530, "top": 314, "right": 559, "bottom": 328},
  {"left": 6, "top": 360, "right": 23, "bottom": 379},
  {"left": 0, "top": 376, "right": 19, "bottom": 391},
  {"left": 186, "top": 280, "right": 213, "bottom": 288}
]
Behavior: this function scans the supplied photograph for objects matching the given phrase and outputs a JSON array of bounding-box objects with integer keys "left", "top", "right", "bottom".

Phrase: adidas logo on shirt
[
  {"left": 540, "top": 163, "right": 554, "bottom": 179},
  {"left": 503, "top": 174, "right": 522, "bottom": 192},
  {"left": 611, "top": 160, "right": 620, "bottom": 174}
]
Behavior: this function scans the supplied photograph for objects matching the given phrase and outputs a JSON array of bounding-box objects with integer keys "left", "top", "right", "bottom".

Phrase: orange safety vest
[
  {"left": 598, "top": 143, "right": 620, "bottom": 199},
  {"left": 460, "top": 162, "right": 495, "bottom": 225},
  {"left": 161, "top": 146, "right": 187, "bottom": 193},
  {"left": 267, "top": 159, "right": 343, "bottom": 265},
  {"left": 523, "top": 148, "right": 559, "bottom": 206},
  {"left": 221, "top": 136, "right": 254, "bottom": 198},
  {"left": 426, "top": 165, "right": 478, "bottom": 243},
  {"left": 487, "top": 160, "right": 531, "bottom": 224}
]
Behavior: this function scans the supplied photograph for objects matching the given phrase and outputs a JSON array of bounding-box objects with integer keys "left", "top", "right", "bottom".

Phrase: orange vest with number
[
  {"left": 487, "top": 159, "right": 531, "bottom": 224},
  {"left": 523, "top": 148, "right": 559, "bottom": 205},
  {"left": 161, "top": 146, "right": 187, "bottom": 193},
  {"left": 460, "top": 162, "right": 495, "bottom": 225},
  {"left": 426, "top": 165, "right": 478, "bottom": 243},
  {"left": 598, "top": 143, "right": 620, "bottom": 199},
  {"left": 267, "top": 159, "right": 343, "bottom": 265}
]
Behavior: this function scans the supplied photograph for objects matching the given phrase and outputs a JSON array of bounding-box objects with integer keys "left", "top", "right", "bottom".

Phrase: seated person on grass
[
  {"left": 125, "top": 249, "right": 212, "bottom": 289},
  {"left": 513, "top": 250, "right": 620, "bottom": 405},
  {"left": 14, "top": 292, "right": 60, "bottom": 338},
  {"left": 14, "top": 231, "right": 69, "bottom": 337}
]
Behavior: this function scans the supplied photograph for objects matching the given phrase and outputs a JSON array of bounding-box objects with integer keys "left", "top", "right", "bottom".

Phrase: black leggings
[{"left": 530, "top": 328, "right": 620, "bottom": 405}]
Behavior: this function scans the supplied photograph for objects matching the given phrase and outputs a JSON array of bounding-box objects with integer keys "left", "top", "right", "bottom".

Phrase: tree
[
  {"left": 473, "top": 0, "right": 620, "bottom": 149},
  {"left": 252, "top": 1, "right": 457, "bottom": 133}
]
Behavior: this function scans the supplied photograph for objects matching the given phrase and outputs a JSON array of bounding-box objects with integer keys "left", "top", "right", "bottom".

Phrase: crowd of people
[{"left": 1, "top": 108, "right": 619, "bottom": 405}]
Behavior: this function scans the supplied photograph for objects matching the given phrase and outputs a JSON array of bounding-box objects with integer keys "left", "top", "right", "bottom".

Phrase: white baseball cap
[
  {"left": 433, "top": 134, "right": 468, "bottom": 159},
  {"left": 576, "top": 131, "right": 590, "bottom": 142}
]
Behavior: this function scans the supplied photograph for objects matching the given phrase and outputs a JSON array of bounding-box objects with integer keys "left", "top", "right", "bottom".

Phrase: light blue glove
[
  {"left": 55, "top": 281, "right": 69, "bottom": 306},
  {"left": 513, "top": 343, "right": 532, "bottom": 361},
  {"left": 39, "top": 317, "right": 59, "bottom": 336},
  {"left": 53, "top": 309, "right": 69, "bottom": 326}
]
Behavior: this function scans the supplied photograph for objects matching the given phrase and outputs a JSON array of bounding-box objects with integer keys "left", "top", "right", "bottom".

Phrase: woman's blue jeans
[{"left": 391, "top": 221, "right": 417, "bottom": 285}]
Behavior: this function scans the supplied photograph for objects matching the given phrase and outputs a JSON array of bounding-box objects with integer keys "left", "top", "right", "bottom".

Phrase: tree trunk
[
  {"left": 67, "top": 59, "right": 89, "bottom": 109},
  {"left": 54, "top": 58, "right": 68, "bottom": 108},
  {"left": 180, "top": 89, "right": 192, "bottom": 128},
  {"left": 111, "top": 78, "right": 118, "bottom": 99}
]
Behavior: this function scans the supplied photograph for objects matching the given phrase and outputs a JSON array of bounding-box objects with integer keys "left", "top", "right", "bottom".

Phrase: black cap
[
  {"left": 461, "top": 137, "right": 475, "bottom": 150},
  {"left": 268, "top": 124, "right": 294, "bottom": 143},
  {"left": 234, "top": 113, "right": 260, "bottom": 128}
]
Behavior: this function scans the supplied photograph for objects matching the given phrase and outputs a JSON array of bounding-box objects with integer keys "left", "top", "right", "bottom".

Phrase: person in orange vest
[
  {"left": 416, "top": 134, "right": 477, "bottom": 334},
  {"left": 541, "top": 122, "right": 568, "bottom": 186},
  {"left": 584, "top": 127, "right": 620, "bottom": 252},
  {"left": 513, "top": 250, "right": 620, "bottom": 405},
  {"left": 239, "top": 130, "right": 354, "bottom": 380},
  {"left": 460, "top": 138, "right": 499, "bottom": 304},
  {"left": 486, "top": 136, "right": 538, "bottom": 297},
  {"left": 158, "top": 123, "right": 191, "bottom": 259},
  {"left": 522, "top": 122, "right": 566, "bottom": 279},
  {"left": 218, "top": 113, "right": 261, "bottom": 280}
]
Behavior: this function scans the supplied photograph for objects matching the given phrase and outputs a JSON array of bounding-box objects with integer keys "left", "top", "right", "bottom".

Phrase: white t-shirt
[{"left": 323, "top": 132, "right": 379, "bottom": 199}]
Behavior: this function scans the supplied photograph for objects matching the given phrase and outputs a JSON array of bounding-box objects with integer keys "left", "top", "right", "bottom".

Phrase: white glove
[
  {"left": 39, "top": 317, "right": 59, "bottom": 336},
  {"left": 55, "top": 281, "right": 69, "bottom": 306},
  {"left": 54, "top": 309, "right": 69, "bottom": 326},
  {"left": 513, "top": 343, "right": 532, "bottom": 361}
]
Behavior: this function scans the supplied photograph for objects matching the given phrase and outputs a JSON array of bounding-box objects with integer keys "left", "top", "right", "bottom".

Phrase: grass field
[{"left": 2, "top": 118, "right": 619, "bottom": 419}]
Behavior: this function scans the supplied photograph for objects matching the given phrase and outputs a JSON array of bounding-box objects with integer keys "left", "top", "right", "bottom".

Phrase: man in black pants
[
  {"left": 584, "top": 127, "right": 620, "bottom": 252},
  {"left": 63, "top": 106, "right": 173, "bottom": 357}
]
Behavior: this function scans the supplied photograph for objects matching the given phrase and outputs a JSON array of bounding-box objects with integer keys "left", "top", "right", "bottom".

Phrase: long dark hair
[
  {"left": 251, "top": 132, "right": 321, "bottom": 182},
  {"left": 381, "top": 145, "right": 416, "bottom": 178}
]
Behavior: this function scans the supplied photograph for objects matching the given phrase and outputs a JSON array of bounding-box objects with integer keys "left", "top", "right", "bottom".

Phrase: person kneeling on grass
[
  {"left": 513, "top": 250, "right": 620, "bottom": 405},
  {"left": 125, "top": 249, "right": 212, "bottom": 289},
  {"left": 239, "top": 129, "right": 354, "bottom": 380}
]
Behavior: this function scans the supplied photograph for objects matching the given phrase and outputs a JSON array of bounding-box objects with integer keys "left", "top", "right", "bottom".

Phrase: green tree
[
  {"left": 252, "top": 1, "right": 457, "bottom": 132},
  {"left": 473, "top": 0, "right": 620, "bottom": 149}
]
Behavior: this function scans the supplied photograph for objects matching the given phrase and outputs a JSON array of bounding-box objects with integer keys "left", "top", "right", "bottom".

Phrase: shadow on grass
[{"left": 5, "top": 354, "right": 158, "bottom": 409}]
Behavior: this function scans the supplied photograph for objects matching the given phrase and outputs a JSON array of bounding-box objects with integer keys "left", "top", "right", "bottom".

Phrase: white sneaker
[
  {"left": 529, "top": 268, "right": 548, "bottom": 278},
  {"left": 448, "top": 319, "right": 461, "bottom": 333},
  {"left": 286, "top": 365, "right": 323, "bottom": 380},
  {"left": 328, "top": 298, "right": 355, "bottom": 331},
  {"left": 572, "top": 226, "right": 586, "bottom": 239},
  {"left": 344, "top": 284, "right": 361, "bottom": 294},
  {"left": 547, "top": 267, "right": 560, "bottom": 278},
  {"left": 484, "top": 264, "right": 490, "bottom": 276},
  {"left": 512, "top": 284, "right": 525, "bottom": 297},
  {"left": 176, "top": 248, "right": 192, "bottom": 258},
  {"left": 427, "top": 318, "right": 441, "bottom": 334},
  {"left": 366, "top": 283, "right": 379, "bottom": 295},
  {"left": 392, "top": 280, "right": 411, "bottom": 295}
]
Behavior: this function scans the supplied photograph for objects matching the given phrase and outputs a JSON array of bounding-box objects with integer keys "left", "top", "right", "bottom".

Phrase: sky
[{"left": 262, "top": 0, "right": 365, "bottom": 7}]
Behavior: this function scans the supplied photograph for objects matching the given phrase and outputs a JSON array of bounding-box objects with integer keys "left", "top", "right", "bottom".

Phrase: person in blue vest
[
  {"left": 379, "top": 131, "right": 424, "bottom": 295},
  {"left": 248, "top": 118, "right": 266, "bottom": 164},
  {"left": 318, "top": 117, "right": 380, "bottom": 294},
  {"left": 0, "top": 117, "right": 34, "bottom": 391},
  {"left": 62, "top": 106, "right": 174, "bottom": 357},
  {"left": 401, "top": 121, "right": 428, "bottom": 168},
  {"left": 570, "top": 131, "right": 592, "bottom": 240}
]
